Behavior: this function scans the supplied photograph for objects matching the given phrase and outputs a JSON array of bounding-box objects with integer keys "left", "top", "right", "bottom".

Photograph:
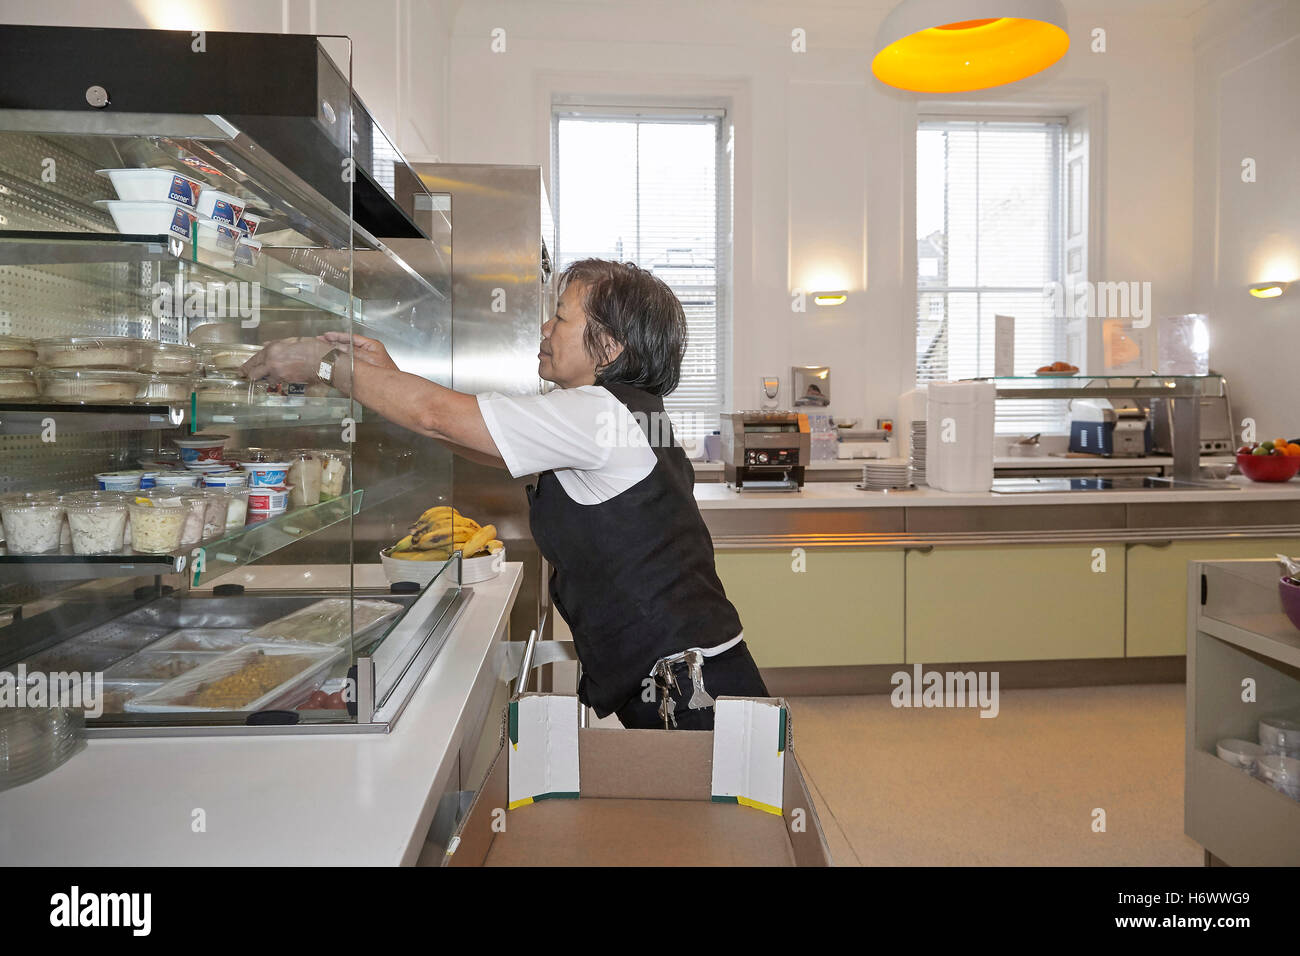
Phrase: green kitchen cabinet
[
  {"left": 905, "top": 544, "right": 1125, "bottom": 663},
  {"left": 1125, "top": 537, "right": 1300, "bottom": 657},
  {"left": 714, "top": 549, "right": 905, "bottom": 667}
]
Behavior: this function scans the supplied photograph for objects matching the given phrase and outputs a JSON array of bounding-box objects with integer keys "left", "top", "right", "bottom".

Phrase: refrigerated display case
[{"left": 0, "top": 25, "right": 465, "bottom": 735}]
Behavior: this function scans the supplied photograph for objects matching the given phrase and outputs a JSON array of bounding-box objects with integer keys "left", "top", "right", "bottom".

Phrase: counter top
[
  {"left": 691, "top": 455, "right": 1233, "bottom": 472},
  {"left": 0, "top": 564, "right": 522, "bottom": 866},
  {"left": 694, "top": 478, "right": 1300, "bottom": 510}
]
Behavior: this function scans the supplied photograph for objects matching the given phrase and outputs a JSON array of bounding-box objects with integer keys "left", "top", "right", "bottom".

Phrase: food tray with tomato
[{"left": 125, "top": 642, "right": 343, "bottom": 713}]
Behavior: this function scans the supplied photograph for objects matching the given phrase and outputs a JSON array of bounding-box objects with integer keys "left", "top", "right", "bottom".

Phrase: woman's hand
[
  {"left": 240, "top": 337, "right": 333, "bottom": 384},
  {"left": 318, "top": 331, "right": 398, "bottom": 371}
]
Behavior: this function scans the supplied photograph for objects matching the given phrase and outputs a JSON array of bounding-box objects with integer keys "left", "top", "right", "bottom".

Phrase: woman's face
[{"left": 539, "top": 281, "right": 620, "bottom": 387}]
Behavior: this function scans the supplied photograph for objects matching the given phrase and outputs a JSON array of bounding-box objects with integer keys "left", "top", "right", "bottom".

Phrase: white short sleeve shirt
[{"left": 476, "top": 385, "right": 658, "bottom": 506}]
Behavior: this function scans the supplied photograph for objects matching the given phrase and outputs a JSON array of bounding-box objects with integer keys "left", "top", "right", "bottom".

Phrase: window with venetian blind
[
  {"left": 916, "top": 118, "right": 1071, "bottom": 434},
  {"left": 552, "top": 106, "right": 732, "bottom": 442}
]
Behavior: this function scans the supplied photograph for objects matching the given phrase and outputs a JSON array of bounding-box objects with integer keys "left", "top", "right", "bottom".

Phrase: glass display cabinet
[{"left": 0, "top": 25, "right": 464, "bottom": 734}]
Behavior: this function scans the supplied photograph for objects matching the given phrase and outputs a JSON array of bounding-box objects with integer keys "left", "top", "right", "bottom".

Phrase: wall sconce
[
  {"left": 813, "top": 291, "right": 848, "bottom": 306},
  {"left": 1249, "top": 281, "right": 1290, "bottom": 299}
]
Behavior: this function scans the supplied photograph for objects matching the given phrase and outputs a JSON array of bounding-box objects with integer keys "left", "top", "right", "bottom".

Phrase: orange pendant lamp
[{"left": 872, "top": 0, "right": 1069, "bottom": 93}]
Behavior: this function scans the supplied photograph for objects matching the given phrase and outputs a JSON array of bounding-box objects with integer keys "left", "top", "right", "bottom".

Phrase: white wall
[
  {"left": 0, "top": 0, "right": 451, "bottom": 160},
  {"left": 1192, "top": 0, "right": 1300, "bottom": 442},
  {"left": 443, "top": 0, "right": 1199, "bottom": 425}
]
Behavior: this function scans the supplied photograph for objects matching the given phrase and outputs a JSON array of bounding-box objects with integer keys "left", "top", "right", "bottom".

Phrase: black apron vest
[{"left": 525, "top": 383, "right": 743, "bottom": 716}]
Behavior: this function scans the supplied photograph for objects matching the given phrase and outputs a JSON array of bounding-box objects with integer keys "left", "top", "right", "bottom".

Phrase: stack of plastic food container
[
  {"left": 237, "top": 449, "right": 293, "bottom": 523},
  {"left": 0, "top": 706, "right": 84, "bottom": 792}
]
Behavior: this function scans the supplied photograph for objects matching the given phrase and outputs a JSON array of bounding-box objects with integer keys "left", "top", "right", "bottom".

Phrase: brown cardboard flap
[
  {"left": 443, "top": 744, "right": 509, "bottom": 867},
  {"left": 579, "top": 728, "right": 713, "bottom": 800},
  {"left": 784, "top": 749, "right": 833, "bottom": 866},
  {"left": 483, "top": 797, "right": 796, "bottom": 866}
]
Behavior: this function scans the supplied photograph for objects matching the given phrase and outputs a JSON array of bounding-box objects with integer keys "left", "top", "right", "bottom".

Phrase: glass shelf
[
  {"left": 0, "top": 491, "right": 361, "bottom": 586},
  {"left": 190, "top": 394, "right": 359, "bottom": 432},
  {"left": 0, "top": 400, "right": 186, "bottom": 435},
  {"left": 191, "top": 490, "right": 361, "bottom": 588},
  {"left": 0, "top": 229, "right": 359, "bottom": 320}
]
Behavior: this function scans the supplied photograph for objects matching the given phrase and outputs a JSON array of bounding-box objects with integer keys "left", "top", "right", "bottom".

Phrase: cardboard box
[{"left": 443, "top": 694, "right": 832, "bottom": 866}]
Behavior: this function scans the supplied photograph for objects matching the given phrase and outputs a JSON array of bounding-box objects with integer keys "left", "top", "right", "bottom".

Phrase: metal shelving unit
[{"left": 1185, "top": 558, "right": 1300, "bottom": 865}]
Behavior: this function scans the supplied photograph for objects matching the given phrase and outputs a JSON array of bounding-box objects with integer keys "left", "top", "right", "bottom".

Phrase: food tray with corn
[{"left": 124, "top": 642, "right": 342, "bottom": 713}]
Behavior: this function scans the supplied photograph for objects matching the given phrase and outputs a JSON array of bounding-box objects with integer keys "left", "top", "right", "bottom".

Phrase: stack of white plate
[
  {"left": 910, "top": 420, "right": 927, "bottom": 485},
  {"left": 0, "top": 706, "right": 83, "bottom": 792},
  {"left": 859, "top": 458, "right": 912, "bottom": 491}
]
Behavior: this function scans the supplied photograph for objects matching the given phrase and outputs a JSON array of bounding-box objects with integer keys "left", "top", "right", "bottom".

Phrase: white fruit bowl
[{"left": 380, "top": 546, "right": 504, "bottom": 586}]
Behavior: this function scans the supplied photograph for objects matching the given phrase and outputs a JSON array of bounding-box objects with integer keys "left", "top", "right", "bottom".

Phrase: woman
[{"left": 242, "top": 258, "right": 768, "bottom": 730}]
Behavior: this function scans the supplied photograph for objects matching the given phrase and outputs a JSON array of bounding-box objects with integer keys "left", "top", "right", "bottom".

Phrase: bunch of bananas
[{"left": 390, "top": 505, "right": 501, "bottom": 562}]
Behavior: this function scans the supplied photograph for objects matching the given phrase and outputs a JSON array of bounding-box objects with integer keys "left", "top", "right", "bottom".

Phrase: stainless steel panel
[
  {"left": 1127, "top": 500, "right": 1300, "bottom": 528},
  {"left": 905, "top": 503, "right": 1127, "bottom": 533},
  {"left": 702, "top": 507, "right": 907, "bottom": 537},
  {"left": 412, "top": 163, "right": 553, "bottom": 649}
]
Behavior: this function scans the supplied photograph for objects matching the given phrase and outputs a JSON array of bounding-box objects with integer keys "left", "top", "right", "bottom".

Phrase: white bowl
[
  {"left": 1257, "top": 754, "right": 1300, "bottom": 799},
  {"left": 196, "top": 189, "right": 246, "bottom": 226},
  {"left": 380, "top": 546, "right": 504, "bottom": 586},
  {"left": 97, "top": 168, "right": 203, "bottom": 209},
  {"left": 1260, "top": 716, "right": 1300, "bottom": 757},
  {"left": 1216, "top": 738, "right": 1265, "bottom": 773},
  {"left": 95, "top": 200, "right": 195, "bottom": 241}
]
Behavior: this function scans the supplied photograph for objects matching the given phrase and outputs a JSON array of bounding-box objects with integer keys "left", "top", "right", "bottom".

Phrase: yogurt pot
[
  {"left": 154, "top": 471, "right": 201, "bottom": 491},
  {"left": 195, "top": 189, "right": 246, "bottom": 227},
  {"left": 173, "top": 434, "right": 230, "bottom": 464},
  {"left": 203, "top": 471, "right": 248, "bottom": 489},
  {"left": 246, "top": 485, "right": 290, "bottom": 512},
  {"left": 245, "top": 509, "right": 279, "bottom": 526},
  {"left": 96, "top": 470, "right": 143, "bottom": 492},
  {"left": 240, "top": 461, "right": 291, "bottom": 487},
  {"left": 96, "top": 168, "right": 203, "bottom": 209}
]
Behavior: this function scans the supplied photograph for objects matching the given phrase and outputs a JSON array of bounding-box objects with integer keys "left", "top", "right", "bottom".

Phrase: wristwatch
[{"left": 316, "top": 348, "right": 343, "bottom": 385}]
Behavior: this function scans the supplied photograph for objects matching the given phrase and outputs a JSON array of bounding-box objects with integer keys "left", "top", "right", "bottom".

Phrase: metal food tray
[
  {"left": 245, "top": 598, "right": 404, "bottom": 647},
  {"left": 102, "top": 650, "right": 222, "bottom": 682},
  {"left": 125, "top": 643, "right": 344, "bottom": 714},
  {"left": 148, "top": 628, "right": 254, "bottom": 653}
]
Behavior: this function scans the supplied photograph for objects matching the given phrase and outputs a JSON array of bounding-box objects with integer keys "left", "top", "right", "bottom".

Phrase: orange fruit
[{"left": 1286, "top": 445, "right": 1300, "bottom": 457}]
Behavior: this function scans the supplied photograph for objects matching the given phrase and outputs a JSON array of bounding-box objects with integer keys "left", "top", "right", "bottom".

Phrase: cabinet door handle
[
  {"left": 905, "top": 545, "right": 934, "bottom": 554},
  {"left": 1128, "top": 539, "right": 1173, "bottom": 549}
]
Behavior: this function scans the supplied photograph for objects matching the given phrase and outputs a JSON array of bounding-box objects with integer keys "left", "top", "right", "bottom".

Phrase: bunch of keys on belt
[{"left": 650, "top": 648, "right": 715, "bottom": 729}]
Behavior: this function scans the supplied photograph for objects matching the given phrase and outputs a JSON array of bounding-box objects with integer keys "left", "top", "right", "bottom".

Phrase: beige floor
[
  {"left": 590, "top": 683, "right": 1201, "bottom": 865},
  {"left": 786, "top": 684, "right": 1203, "bottom": 866}
]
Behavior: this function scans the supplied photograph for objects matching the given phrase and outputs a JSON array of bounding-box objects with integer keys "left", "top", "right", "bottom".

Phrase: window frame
[
  {"left": 549, "top": 100, "right": 733, "bottom": 441},
  {"left": 905, "top": 88, "right": 1108, "bottom": 436}
]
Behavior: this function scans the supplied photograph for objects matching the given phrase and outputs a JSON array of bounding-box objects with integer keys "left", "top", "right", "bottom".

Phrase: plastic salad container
[
  {"left": 36, "top": 369, "right": 147, "bottom": 403},
  {"left": 126, "top": 494, "right": 187, "bottom": 553},
  {"left": 0, "top": 499, "right": 65, "bottom": 554},
  {"left": 287, "top": 451, "right": 322, "bottom": 506},
  {"left": 0, "top": 335, "right": 38, "bottom": 369},
  {"left": 35, "top": 336, "right": 151, "bottom": 370},
  {"left": 0, "top": 369, "right": 38, "bottom": 399},
  {"left": 64, "top": 498, "right": 130, "bottom": 554},
  {"left": 140, "top": 373, "right": 195, "bottom": 402},
  {"left": 200, "top": 343, "right": 262, "bottom": 372}
]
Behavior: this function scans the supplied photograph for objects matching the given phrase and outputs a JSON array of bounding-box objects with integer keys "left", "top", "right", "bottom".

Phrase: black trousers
[{"left": 613, "top": 640, "right": 769, "bottom": 730}]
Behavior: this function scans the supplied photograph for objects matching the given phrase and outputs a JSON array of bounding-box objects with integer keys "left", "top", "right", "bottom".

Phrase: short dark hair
[{"left": 558, "top": 258, "right": 687, "bottom": 396}]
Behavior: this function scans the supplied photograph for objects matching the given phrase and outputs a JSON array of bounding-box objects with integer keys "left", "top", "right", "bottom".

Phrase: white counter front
[
  {"left": 0, "top": 564, "right": 522, "bottom": 866},
  {"left": 694, "top": 478, "right": 1300, "bottom": 510}
]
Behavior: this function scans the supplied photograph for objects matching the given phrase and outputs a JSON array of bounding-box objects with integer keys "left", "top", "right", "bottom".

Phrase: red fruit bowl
[{"left": 1236, "top": 452, "right": 1300, "bottom": 482}]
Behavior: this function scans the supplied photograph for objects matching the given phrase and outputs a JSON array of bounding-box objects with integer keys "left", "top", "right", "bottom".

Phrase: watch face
[{"left": 318, "top": 360, "right": 332, "bottom": 383}]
